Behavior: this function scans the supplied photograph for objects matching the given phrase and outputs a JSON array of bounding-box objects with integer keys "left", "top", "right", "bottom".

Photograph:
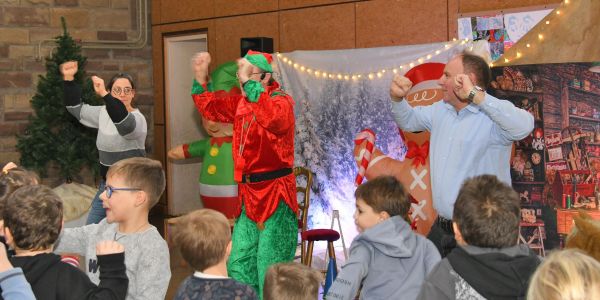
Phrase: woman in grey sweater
[{"left": 60, "top": 61, "right": 147, "bottom": 224}]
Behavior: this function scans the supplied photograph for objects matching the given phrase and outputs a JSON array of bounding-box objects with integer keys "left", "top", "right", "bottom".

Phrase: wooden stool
[
  {"left": 301, "top": 229, "right": 340, "bottom": 270},
  {"left": 518, "top": 221, "right": 545, "bottom": 256}
]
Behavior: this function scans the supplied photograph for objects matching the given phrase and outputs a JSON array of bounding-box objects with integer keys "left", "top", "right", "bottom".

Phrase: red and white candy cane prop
[{"left": 354, "top": 129, "right": 376, "bottom": 186}]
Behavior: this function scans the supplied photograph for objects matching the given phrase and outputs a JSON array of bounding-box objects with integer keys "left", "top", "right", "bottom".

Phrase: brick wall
[{"left": 0, "top": 0, "right": 153, "bottom": 186}]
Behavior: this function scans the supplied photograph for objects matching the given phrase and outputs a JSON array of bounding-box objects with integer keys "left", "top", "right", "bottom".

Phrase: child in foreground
[
  {"left": 327, "top": 176, "right": 440, "bottom": 300},
  {"left": 174, "top": 208, "right": 257, "bottom": 300}
]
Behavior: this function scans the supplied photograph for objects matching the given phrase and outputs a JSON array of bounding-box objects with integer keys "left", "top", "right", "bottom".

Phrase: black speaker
[{"left": 240, "top": 37, "right": 274, "bottom": 57}]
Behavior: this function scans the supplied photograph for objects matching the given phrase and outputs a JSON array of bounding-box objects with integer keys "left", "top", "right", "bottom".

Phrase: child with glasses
[
  {"left": 60, "top": 61, "right": 147, "bottom": 225},
  {"left": 54, "top": 157, "right": 170, "bottom": 300}
]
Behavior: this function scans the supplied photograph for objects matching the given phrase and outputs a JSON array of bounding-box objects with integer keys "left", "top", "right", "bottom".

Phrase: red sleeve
[
  {"left": 192, "top": 89, "right": 241, "bottom": 123},
  {"left": 249, "top": 92, "right": 295, "bottom": 135},
  {"left": 182, "top": 144, "right": 191, "bottom": 159}
]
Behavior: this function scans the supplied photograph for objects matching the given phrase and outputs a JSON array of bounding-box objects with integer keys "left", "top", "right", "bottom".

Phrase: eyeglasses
[
  {"left": 111, "top": 87, "right": 134, "bottom": 96},
  {"left": 104, "top": 185, "right": 142, "bottom": 198}
]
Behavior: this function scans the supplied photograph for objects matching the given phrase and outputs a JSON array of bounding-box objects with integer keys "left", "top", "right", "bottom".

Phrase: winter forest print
[{"left": 282, "top": 73, "right": 407, "bottom": 236}]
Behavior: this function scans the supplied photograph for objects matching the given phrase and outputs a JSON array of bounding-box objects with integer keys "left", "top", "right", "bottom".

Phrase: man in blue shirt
[{"left": 389, "top": 52, "right": 534, "bottom": 256}]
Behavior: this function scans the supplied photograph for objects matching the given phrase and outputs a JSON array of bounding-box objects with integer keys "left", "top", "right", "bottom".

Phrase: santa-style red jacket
[{"left": 191, "top": 79, "right": 297, "bottom": 225}]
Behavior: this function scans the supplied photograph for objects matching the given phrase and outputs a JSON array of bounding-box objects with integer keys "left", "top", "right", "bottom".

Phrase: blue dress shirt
[{"left": 391, "top": 94, "right": 534, "bottom": 219}]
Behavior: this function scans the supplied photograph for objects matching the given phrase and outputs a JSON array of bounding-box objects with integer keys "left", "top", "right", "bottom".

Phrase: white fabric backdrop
[{"left": 274, "top": 40, "right": 478, "bottom": 243}]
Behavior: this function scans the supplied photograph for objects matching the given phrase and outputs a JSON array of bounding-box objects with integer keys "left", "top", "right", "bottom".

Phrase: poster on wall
[
  {"left": 458, "top": 8, "right": 552, "bottom": 60},
  {"left": 503, "top": 9, "right": 553, "bottom": 44},
  {"left": 459, "top": 14, "right": 506, "bottom": 60}
]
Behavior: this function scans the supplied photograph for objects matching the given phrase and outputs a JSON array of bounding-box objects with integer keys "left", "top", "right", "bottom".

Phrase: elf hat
[
  {"left": 244, "top": 50, "right": 273, "bottom": 73},
  {"left": 404, "top": 62, "right": 445, "bottom": 93}
]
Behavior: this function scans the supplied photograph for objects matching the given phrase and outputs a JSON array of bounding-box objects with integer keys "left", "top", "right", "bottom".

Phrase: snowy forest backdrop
[{"left": 275, "top": 41, "right": 473, "bottom": 240}]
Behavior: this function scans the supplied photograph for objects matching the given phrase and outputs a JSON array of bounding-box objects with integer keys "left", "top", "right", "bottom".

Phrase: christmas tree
[{"left": 16, "top": 17, "right": 101, "bottom": 180}]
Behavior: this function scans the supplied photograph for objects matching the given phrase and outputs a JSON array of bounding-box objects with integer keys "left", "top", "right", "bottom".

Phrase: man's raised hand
[
  {"left": 390, "top": 75, "right": 413, "bottom": 102},
  {"left": 453, "top": 74, "right": 475, "bottom": 102}
]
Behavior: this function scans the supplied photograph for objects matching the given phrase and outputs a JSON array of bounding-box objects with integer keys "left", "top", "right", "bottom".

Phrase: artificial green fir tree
[{"left": 17, "top": 18, "right": 101, "bottom": 180}]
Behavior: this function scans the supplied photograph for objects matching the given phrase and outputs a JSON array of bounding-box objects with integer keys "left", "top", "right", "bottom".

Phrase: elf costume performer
[
  {"left": 168, "top": 62, "right": 239, "bottom": 218},
  {"left": 190, "top": 50, "right": 297, "bottom": 296}
]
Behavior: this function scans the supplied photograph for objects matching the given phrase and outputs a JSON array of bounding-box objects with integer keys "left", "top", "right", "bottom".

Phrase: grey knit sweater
[
  {"left": 64, "top": 80, "right": 147, "bottom": 178},
  {"left": 54, "top": 219, "right": 171, "bottom": 300}
]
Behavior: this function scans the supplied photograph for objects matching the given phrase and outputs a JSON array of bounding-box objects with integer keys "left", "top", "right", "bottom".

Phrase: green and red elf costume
[{"left": 192, "top": 51, "right": 297, "bottom": 296}]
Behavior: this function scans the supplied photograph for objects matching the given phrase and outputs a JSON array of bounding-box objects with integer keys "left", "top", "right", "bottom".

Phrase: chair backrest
[{"left": 294, "top": 166, "right": 313, "bottom": 233}]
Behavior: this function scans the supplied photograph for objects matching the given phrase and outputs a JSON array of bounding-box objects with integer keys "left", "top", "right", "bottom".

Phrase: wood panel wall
[{"left": 151, "top": 0, "right": 561, "bottom": 214}]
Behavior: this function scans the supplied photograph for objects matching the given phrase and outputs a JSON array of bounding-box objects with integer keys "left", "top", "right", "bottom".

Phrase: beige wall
[
  {"left": 152, "top": 0, "right": 561, "bottom": 63},
  {"left": 0, "top": 0, "right": 153, "bottom": 187}
]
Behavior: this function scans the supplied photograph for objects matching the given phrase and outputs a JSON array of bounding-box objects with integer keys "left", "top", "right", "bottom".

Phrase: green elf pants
[{"left": 227, "top": 201, "right": 297, "bottom": 298}]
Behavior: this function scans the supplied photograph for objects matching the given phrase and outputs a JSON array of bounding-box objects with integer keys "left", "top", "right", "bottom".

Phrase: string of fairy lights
[
  {"left": 275, "top": 38, "right": 473, "bottom": 81},
  {"left": 275, "top": 0, "right": 571, "bottom": 78}
]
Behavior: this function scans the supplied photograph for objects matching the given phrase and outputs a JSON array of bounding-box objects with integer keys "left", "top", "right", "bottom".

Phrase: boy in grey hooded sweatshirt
[{"left": 326, "top": 176, "right": 441, "bottom": 300}]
